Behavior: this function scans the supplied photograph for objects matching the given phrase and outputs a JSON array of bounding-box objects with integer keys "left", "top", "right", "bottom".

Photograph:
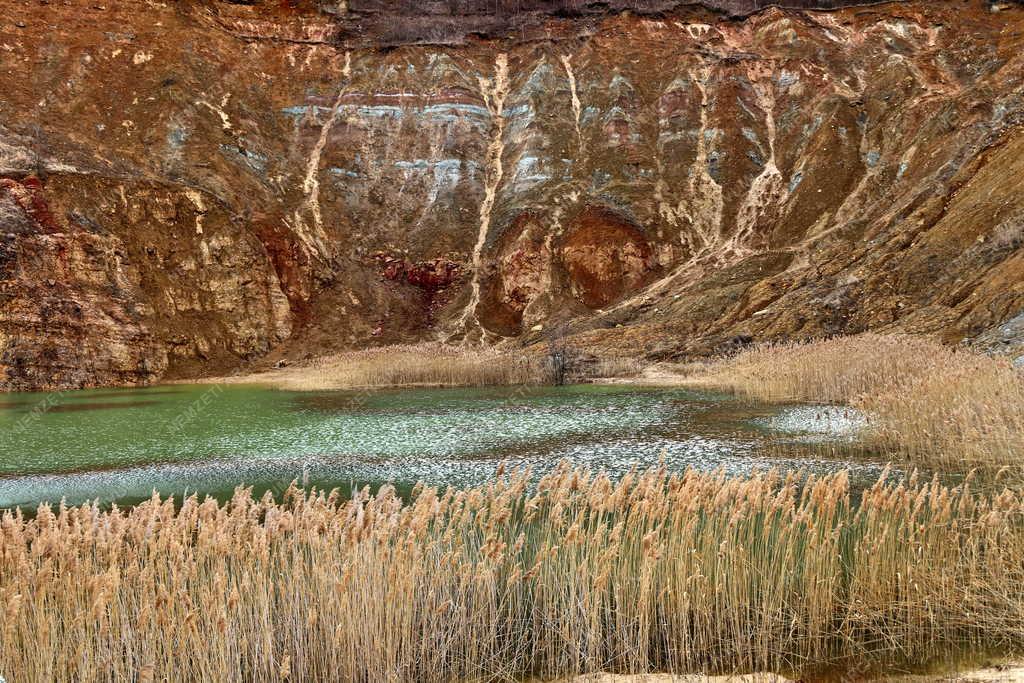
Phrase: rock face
[
  {"left": 1, "top": 0, "right": 1023, "bottom": 389},
  {"left": 559, "top": 207, "right": 660, "bottom": 310}
]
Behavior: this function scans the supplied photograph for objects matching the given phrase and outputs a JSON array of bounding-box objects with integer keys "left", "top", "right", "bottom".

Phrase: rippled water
[{"left": 0, "top": 383, "right": 881, "bottom": 509}]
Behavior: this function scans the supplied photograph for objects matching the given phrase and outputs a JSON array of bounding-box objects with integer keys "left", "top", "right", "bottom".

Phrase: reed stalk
[
  {"left": 2, "top": 465, "right": 1022, "bottom": 681},
  {"left": 280, "top": 343, "right": 548, "bottom": 390},
  {"left": 684, "top": 335, "right": 1024, "bottom": 473}
]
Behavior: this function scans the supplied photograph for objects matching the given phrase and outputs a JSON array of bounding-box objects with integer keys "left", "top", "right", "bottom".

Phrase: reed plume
[
  {"left": 684, "top": 334, "right": 1024, "bottom": 474},
  {"left": 2, "top": 465, "right": 1023, "bottom": 681}
]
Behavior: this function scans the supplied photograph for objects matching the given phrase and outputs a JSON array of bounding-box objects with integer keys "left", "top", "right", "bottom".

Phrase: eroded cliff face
[{"left": 1, "top": 0, "right": 1023, "bottom": 389}]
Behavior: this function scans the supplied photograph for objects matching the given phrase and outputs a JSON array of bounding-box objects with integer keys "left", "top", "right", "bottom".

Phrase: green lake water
[{"left": 0, "top": 383, "right": 880, "bottom": 509}]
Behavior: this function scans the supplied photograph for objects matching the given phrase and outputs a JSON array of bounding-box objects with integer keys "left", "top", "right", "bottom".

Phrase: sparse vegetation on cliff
[
  {"left": 2, "top": 465, "right": 1023, "bottom": 681},
  {"left": 683, "top": 334, "right": 1024, "bottom": 473}
]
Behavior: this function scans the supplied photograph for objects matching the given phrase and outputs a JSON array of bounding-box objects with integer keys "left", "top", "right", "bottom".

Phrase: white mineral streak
[
  {"left": 300, "top": 51, "right": 352, "bottom": 258},
  {"left": 729, "top": 63, "right": 785, "bottom": 257},
  {"left": 680, "top": 64, "right": 724, "bottom": 259},
  {"left": 450, "top": 53, "right": 509, "bottom": 341},
  {"left": 561, "top": 54, "right": 584, "bottom": 154}
]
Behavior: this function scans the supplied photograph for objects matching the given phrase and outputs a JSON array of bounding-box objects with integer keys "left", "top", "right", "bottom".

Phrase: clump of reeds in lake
[
  {"left": 240, "top": 342, "right": 642, "bottom": 391},
  {"left": 265, "top": 343, "right": 548, "bottom": 390},
  {"left": 684, "top": 334, "right": 1024, "bottom": 473},
  {"left": 2, "top": 465, "right": 1023, "bottom": 682}
]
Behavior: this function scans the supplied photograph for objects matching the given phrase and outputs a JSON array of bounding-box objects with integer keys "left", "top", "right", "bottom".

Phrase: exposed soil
[{"left": 2, "top": 0, "right": 1024, "bottom": 390}]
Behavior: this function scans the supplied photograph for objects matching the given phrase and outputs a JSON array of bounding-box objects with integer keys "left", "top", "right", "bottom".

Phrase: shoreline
[
  {"left": 554, "top": 666, "right": 1024, "bottom": 682},
  {"left": 174, "top": 352, "right": 684, "bottom": 393}
]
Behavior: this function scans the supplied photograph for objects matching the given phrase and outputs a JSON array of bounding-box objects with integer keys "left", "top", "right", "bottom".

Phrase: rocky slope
[{"left": 1, "top": 0, "right": 1023, "bottom": 390}]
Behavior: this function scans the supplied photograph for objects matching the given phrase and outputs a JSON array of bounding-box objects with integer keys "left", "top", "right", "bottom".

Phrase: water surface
[{"left": 0, "top": 383, "right": 879, "bottom": 509}]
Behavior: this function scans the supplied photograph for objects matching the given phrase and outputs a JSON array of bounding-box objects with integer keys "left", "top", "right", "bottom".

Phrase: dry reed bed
[
  {"left": 2, "top": 465, "right": 1024, "bottom": 681},
  {"left": 266, "top": 343, "right": 548, "bottom": 391},
  {"left": 685, "top": 335, "right": 1024, "bottom": 472},
  {"left": 248, "top": 344, "right": 642, "bottom": 391}
]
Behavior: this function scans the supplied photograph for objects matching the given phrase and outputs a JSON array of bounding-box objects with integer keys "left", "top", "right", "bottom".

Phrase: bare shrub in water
[
  {"left": 2, "top": 465, "right": 1023, "bottom": 681},
  {"left": 687, "top": 334, "right": 1024, "bottom": 473}
]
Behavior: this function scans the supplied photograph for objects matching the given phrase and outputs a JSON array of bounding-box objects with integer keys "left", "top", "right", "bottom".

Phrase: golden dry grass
[
  {"left": 589, "top": 355, "right": 645, "bottom": 379},
  {"left": 220, "top": 343, "right": 643, "bottom": 391},
  {"left": 682, "top": 335, "right": 944, "bottom": 404},
  {"left": 2, "top": 465, "right": 1023, "bottom": 681},
  {"left": 254, "top": 343, "right": 548, "bottom": 391},
  {"left": 685, "top": 334, "right": 1024, "bottom": 472}
]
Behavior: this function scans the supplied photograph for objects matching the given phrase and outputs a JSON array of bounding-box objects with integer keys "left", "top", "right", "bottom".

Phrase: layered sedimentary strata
[{"left": 1, "top": 0, "right": 1023, "bottom": 389}]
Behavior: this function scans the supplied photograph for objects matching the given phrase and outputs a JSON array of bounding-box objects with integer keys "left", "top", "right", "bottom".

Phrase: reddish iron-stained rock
[
  {"left": 406, "top": 259, "right": 461, "bottom": 291},
  {"left": 251, "top": 218, "right": 314, "bottom": 316},
  {"left": 479, "top": 212, "right": 553, "bottom": 336},
  {"left": 558, "top": 207, "right": 659, "bottom": 310},
  {"left": 1, "top": 177, "right": 63, "bottom": 235},
  {"left": 376, "top": 253, "right": 461, "bottom": 292}
]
